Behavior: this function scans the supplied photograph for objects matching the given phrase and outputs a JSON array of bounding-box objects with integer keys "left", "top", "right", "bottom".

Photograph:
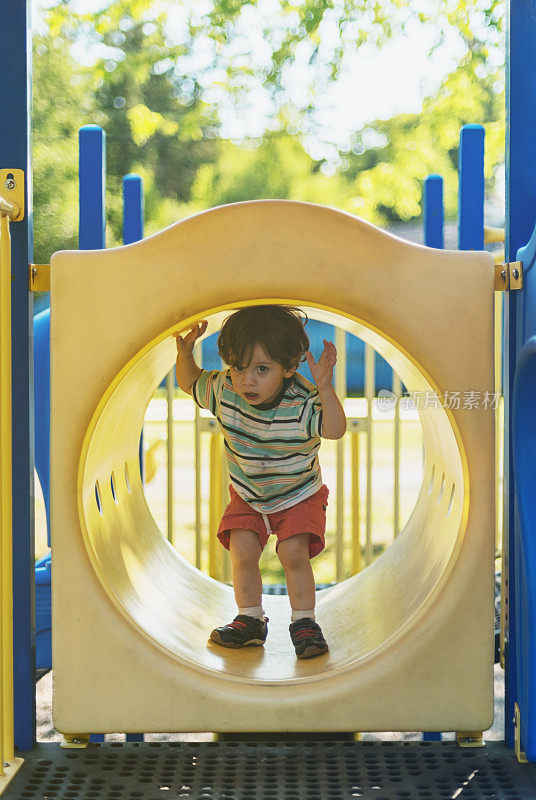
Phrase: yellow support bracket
[
  {"left": 0, "top": 169, "right": 24, "bottom": 222},
  {"left": 456, "top": 731, "right": 484, "bottom": 748},
  {"left": 0, "top": 758, "right": 24, "bottom": 794},
  {"left": 60, "top": 733, "right": 91, "bottom": 749},
  {"left": 29, "top": 263, "right": 50, "bottom": 292},
  {"left": 514, "top": 703, "right": 529, "bottom": 763},
  {"left": 495, "top": 260, "right": 523, "bottom": 291}
]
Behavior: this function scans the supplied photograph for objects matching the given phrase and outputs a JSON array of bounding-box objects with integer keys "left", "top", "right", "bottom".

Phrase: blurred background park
[{"left": 31, "top": 0, "right": 505, "bottom": 268}]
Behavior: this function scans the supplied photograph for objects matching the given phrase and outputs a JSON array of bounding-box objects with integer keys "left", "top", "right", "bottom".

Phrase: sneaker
[
  {"left": 210, "top": 615, "right": 268, "bottom": 648},
  {"left": 289, "top": 618, "right": 329, "bottom": 659}
]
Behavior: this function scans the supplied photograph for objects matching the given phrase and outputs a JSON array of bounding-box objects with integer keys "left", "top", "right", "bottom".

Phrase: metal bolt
[
  {"left": 4, "top": 178, "right": 16, "bottom": 191},
  {"left": 513, "top": 267, "right": 519, "bottom": 280},
  {"left": 501, "top": 269, "right": 507, "bottom": 282}
]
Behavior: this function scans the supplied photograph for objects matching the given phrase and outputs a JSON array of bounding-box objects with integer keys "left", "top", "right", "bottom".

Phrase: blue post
[
  {"left": 422, "top": 172, "right": 444, "bottom": 744},
  {"left": 505, "top": 0, "right": 536, "bottom": 753},
  {"left": 424, "top": 175, "right": 444, "bottom": 249},
  {"left": 34, "top": 310, "right": 50, "bottom": 545},
  {"left": 123, "top": 174, "right": 144, "bottom": 245},
  {"left": 0, "top": 0, "right": 36, "bottom": 751},
  {"left": 79, "top": 125, "right": 106, "bottom": 743},
  {"left": 123, "top": 173, "right": 146, "bottom": 484},
  {"left": 458, "top": 124, "right": 485, "bottom": 250},
  {"left": 123, "top": 174, "right": 145, "bottom": 744},
  {"left": 79, "top": 125, "right": 106, "bottom": 250}
]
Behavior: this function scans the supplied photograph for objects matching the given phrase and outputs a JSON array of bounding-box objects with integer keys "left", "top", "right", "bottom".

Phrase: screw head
[
  {"left": 4, "top": 178, "right": 16, "bottom": 191},
  {"left": 513, "top": 268, "right": 519, "bottom": 280},
  {"left": 501, "top": 269, "right": 507, "bottom": 282}
]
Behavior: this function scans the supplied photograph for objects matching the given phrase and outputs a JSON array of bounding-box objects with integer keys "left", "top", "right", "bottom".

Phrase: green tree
[
  {"left": 33, "top": 3, "right": 220, "bottom": 251},
  {"left": 185, "top": 0, "right": 504, "bottom": 137},
  {"left": 33, "top": 0, "right": 505, "bottom": 250},
  {"left": 32, "top": 31, "right": 92, "bottom": 264},
  {"left": 86, "top": 14, "right": 220, "bottom": 242},
  {"left": 340, "top": 48, "right": 504, "bottom": 226},
  {"left": 190, "top": 133, "right": 351, "bottom": 210}
]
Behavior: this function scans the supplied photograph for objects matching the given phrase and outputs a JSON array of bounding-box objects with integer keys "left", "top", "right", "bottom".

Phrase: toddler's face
[{"left": 229, "top": 344, "right": 296, "bottom": 406}]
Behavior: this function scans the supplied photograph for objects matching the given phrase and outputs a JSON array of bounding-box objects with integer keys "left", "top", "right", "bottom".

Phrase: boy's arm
[
  {"left": 305, "top": 339, "right": 347, "bottom": 440},
  {"left": 316, "top": 385, "right": 347, "bottom": 440},
  {"left": 176, "top": 352, "right": 202, "bottom": 396},
  {"left": 174, "top": 321, "right": 207, "bottom": 395}
]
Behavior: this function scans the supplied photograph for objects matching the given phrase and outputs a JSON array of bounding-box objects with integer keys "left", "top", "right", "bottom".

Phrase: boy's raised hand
[
  {"left": 305, "top": 339, "right": 337, "bottom": 390},
  {"left": 173, "top": 320, "right": 208, "bottom": 357}
]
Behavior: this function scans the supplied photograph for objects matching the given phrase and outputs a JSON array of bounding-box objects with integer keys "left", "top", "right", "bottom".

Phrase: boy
[{"left": 174, "top": 305, "right": 346, "bottom": 659}]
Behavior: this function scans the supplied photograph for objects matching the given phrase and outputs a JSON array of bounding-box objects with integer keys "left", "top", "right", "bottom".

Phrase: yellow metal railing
[
  {"left": 0, "top": 177, "right": 25, "bottom": 791},
  {"left": 484, "top": 226, "right": 507, "bottom": 668}
]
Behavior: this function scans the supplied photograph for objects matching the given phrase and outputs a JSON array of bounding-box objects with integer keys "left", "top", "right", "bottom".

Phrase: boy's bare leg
[
  {"left": 277, "top": 533, "right": 315, "bottom": 611},
  {"left": 210, "top": 529, "right": 266, "bottom": 648},
  {"left": 278, "top": 533, "right": 328, "bottom": 658},
  {"left": 229, "top": 528, "right": 263, "bottom": 608}
]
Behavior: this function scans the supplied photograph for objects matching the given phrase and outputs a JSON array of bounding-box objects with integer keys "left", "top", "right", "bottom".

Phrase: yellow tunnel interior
[{"left": 78, "top": 303, "right": 467, "bottom": 685}]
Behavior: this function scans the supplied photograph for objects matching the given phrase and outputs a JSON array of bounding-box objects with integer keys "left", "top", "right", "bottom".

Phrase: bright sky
[{"left": 32, "top": 0, "right": 502, "bottom": 152}]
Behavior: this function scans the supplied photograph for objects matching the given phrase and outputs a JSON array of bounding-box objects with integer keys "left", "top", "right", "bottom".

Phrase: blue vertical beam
[
  {"left": 0, "top": 0, "right": 36, "bottom": 751},
  {"left": 123, "top": 174, "right": 146, "bottom": 489},
  {"left": 79, "top": 125, "right": 106, "bottom": 743},
  {"left": 122, "top": 174, "right": 145, "bottom": 744},
  {"left": 123, "top": 174, "right": 144, "bottom": 245},
  {"left": 458, "top": 124, "right": 485, "bottom": 251},
  {"left": 79, "top": 126, "right": 106, "bottom": 250},
  {"left": 34, "top": 310, "right": 50, "bottom": 545},
  {"left": 505, "top": 0, "right": 536, "bottom": 751},
  {"left": 123, "top": 172, "right": 145, "bottom": 481},
  {"left": 422, "top": 173, "right": 444, "bottom": 743},
  {"left": 424, "top": 175, "right": 444, "bottom": 249}
]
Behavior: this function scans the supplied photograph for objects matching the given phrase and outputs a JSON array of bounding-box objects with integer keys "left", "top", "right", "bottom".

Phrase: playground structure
[
  {"left": 2, "top": 2, "right": 536, "bottom": 799},
  {"left": 51, "top": 200, "right": 495, "bottom": 735},
  {"left": 29, "top": 123, "right": 500, "bottom": 667}
]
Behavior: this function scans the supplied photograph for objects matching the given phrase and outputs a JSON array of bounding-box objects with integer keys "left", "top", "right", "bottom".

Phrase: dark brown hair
[{"left": 218, "top": 305, "right": 309, "bottom": 371}]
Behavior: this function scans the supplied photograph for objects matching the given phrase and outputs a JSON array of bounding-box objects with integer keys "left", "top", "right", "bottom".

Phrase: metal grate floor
[{"left": 6, "top": 740, "right": 536, "bottom": 800}]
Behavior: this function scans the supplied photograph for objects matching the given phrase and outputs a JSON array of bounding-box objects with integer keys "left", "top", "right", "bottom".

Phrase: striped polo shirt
[{"left": 192, "top": 369, "right": 324, "bottom": 513}]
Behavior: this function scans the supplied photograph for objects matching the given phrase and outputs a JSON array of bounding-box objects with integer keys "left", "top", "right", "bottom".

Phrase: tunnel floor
[{"left": 6, "top": 739, "right": 536, "bottom": 800}]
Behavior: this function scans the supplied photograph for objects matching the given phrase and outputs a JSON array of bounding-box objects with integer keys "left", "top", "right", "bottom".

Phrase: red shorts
[{"left": 217, "top": 484, "right": 329, "bottom": 559}]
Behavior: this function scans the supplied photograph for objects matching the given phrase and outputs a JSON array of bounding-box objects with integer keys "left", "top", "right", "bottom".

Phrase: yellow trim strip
[{"left": 0, "top": 212, "right": 15, "bottom": 773}]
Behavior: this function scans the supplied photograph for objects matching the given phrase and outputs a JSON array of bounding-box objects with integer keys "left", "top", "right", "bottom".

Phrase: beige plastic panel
[{"left": 51, "top": 200, "right": 495, "bottom": 733}]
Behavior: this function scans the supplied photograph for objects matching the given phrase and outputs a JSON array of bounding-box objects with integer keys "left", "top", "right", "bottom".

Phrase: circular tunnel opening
[{"left": 78, "top": 301, "right": 467, "bottom": 684}]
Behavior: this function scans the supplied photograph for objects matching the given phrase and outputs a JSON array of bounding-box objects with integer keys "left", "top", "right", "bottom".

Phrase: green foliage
[
  {"left": 89, "top": 13, "right": 220, "bottom": 245},
  {"left": 190, "top": 134, "right": 353, "bottom": 212},
  {"left": 191, "top": 40, "right": 505, "bottom": 229},
  {"left": 186, "top": 0, "right": 504, "bottom": 112},
  {"left": 32, "top": 0, "right": 506, "bottom": 259},
  {"left": 341, "top": 48, "right": 505, "bottom": 225},
  {"left": 34, "top": 4, "right": 219, "bottom": 252},
  {"left": 32, "top": 33, "right": 91, "bottom": 263}
]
